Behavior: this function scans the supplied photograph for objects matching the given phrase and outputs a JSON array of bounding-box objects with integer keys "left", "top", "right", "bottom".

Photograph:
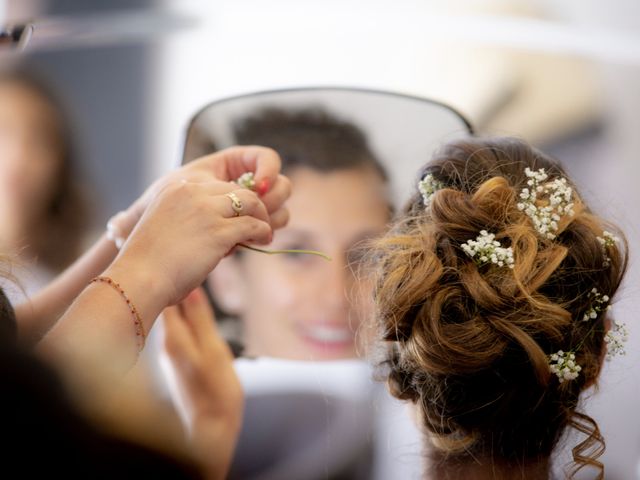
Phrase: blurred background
[{"left": 4, "top": 0, "right": 640, "bottom": 478}]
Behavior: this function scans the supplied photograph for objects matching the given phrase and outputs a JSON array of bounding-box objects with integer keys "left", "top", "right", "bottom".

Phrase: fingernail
[
  {"left": 257, "top": 179, "right": 270, "bottom": 196},
  {"left": 186, "top": 288, "right": 202, "bottom": 303}
]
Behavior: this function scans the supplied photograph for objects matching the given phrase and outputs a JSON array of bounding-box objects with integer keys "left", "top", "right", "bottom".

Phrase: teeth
[{"left": 306, "top": 325, "right": 352, "bottom": 343}]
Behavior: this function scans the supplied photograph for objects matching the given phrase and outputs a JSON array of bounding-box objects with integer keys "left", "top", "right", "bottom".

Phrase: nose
[{"left": 319, "top": 253, "right": 352, "bottom": 314}]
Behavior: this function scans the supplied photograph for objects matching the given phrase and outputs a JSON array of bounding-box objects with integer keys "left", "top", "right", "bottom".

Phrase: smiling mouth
[{"left": 305, "top": 324, "right": 353, "bottom": 343}]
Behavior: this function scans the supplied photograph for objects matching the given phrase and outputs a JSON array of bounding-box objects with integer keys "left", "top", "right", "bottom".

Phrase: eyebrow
[{"left": 278, "top": 227, "right": 385, "bottom": 246}]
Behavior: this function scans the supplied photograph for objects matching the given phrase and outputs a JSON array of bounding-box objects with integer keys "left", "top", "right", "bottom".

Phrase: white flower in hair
[
  {"left": 604, "top": 319, "right": 628, "bottom": 359},
  {"left": 418, "top": 174, "right": 445, "bottom": 208},
  {"left": 597, "top": 230, "right": 620, "bottom": 268},
  {"left": 461, "top": 230, "right": 514, "bottom": 269},
  {"left": 516, "top": 167, "right": 575, "bottom": 240},
  {"left": 582, "top": 288, "right": 611, "bottom": 321},
  {"left": 549, "top": 350, "right": 581, "bottom": 383},
  {"left": 235, "top": 172, "right": 256, "bottom": 190}
]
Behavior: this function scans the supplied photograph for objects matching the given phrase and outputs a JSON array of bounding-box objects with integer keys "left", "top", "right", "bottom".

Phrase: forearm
[
  {"left": 36, "top": 260, "right": 166, "bottom": 383},
  {"left": 191, "top": 418, "right": 241, "bottom": 480}
]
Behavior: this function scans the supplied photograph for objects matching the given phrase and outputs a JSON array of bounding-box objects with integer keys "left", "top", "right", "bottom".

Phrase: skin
[
  {"left": 209, "top": 166, "right": 389, "bottom": 361},
  {"left": 163, "top": 287, "right": 243, "bottom": 480},
  {"left": 0, "top": 81, "right": 63, "bottom": 252}
]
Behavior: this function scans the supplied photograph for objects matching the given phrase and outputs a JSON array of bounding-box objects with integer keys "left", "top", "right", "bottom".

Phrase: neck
[{"left": 429, "top": 455, "right": 550, "bottom": 480}]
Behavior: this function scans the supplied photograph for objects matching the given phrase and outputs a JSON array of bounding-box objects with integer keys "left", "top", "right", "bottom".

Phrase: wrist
[{"left": 102, "top": 257, "right": 170, "bottom": 333}]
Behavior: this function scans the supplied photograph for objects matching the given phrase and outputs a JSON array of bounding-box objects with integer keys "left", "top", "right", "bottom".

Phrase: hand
[
  {"left": 106, "top": 178, "right": 282, "bottom": 307},
  {"left": 121, "top": 146, "right": 291, "bottom": 236},
  {"left": 163, "top": 288, "right": 243, "bottom": 480}
]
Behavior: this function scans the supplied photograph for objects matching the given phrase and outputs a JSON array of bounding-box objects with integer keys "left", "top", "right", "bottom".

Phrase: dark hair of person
[{"left": 233, "top": 107, "right": 388, "bottom": 181}]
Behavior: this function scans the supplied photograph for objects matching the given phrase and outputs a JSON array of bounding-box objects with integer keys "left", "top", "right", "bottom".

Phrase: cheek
[
  {"left": 242, "top": 263, "right": 304, "bottom": 321},
  {"left": 32, "top": 154, "right": 61, "bottom": 190}
]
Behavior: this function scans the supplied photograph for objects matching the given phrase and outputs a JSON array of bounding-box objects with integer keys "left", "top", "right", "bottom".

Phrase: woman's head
[
  {"left": 370, "top": 137, "right": 627, "bottom": 478},
  {"left": 209, "top": 108, "right": 390, "bottom": 360},
  {"left": 0, "top": 67, "right": 86, "bottom": 270}
]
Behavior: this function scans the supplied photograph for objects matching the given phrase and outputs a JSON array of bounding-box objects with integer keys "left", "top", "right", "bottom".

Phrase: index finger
[{"left": 191, "top": 146, "right": 282, "bottom": 194}]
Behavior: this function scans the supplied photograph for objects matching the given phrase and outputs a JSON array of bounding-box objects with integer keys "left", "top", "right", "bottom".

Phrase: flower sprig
[
  {"left": 235, "top": 172, "right": 257, "bottom": 190},
  {"left": 517, "top": 168, "right": 575, "bottom": 240},
  {"left": 597, "top": 230, "right": 620, "bottom": 268},
  {"left": 461, "top": 230, "right": 514, "bottom": 269},
  {"left": 548, "top": 285, "right": 626, "bottom": 382},
  {"left": 418, "top": 174, "right": 445, "bottom": 209},
  {"left": 582, "top": 288, "right": 611, "bottom": 321},
  {"left": 549, "top": 350, "right": 582, "bottom": 383},
  {"left": 604, "top": 319, "right": 629, "bottom": 359}
]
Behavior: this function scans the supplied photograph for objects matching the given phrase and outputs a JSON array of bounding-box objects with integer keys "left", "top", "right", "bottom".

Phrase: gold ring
[{"left": 226, "top": 192, "right": 244, "bottom": 216}]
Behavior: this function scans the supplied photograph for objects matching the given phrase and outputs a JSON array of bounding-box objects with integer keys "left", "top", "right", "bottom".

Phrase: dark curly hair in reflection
[{"left": 370, "top": 137, "right": 627, "bottom": 479}]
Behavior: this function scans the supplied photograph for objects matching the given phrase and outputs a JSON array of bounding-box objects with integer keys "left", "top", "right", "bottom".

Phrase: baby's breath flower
[
  {"left": 582, "top": 288, "right": 611, "bottom": 321},
  {"left": 517, "top": 168, "right": 575, "bottom": 240},
  {"left": 604, "top": 319, "right": 628, "bottom": 359},
  {"left": 235, "top": 172, "right": 256, "bottom": 190},
  {"left": 597, "top": 230, "right": 620, "bottom": 268},
  {"left": 461, "top": 230, "right": 514, "bottom": 269},
  {"left": 418, "top": 174, "right": 445, "bottom": 209},
  {"left": 549, "top": 350, "right": 581, "bottom": 383}
]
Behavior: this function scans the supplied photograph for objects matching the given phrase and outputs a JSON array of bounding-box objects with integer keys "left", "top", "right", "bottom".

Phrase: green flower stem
[
  {"left": 573, "top": 320, "right": 604, "bottom": 352},
  {"left": 239, "top": 244, "right": 332, "bottom": 261}
]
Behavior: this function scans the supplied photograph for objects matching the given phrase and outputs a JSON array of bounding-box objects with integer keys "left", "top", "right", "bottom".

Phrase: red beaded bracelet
[{"left": 90, "top": 276, "right": 146, "bottom": 352}]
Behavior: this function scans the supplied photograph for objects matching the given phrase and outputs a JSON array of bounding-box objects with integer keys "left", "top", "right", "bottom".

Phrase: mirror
[{"left": 181, "top": 87, "right": 473, "bottom": 361}]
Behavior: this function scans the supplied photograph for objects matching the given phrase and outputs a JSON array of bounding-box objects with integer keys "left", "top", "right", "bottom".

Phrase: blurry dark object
[
  {"left": 1, "top": 344, "right": 204, "bottom": 479},
  {"left": 0, "top": 23, "right": 34, "bottom": 51}
]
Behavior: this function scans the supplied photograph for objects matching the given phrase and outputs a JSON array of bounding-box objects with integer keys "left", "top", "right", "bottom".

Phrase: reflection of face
[
  {"left": 0, "top": 82, "right": 62, "bottom": 240},
  {"left": 210, "top": 166, "right": 389, "bottom": 360}
]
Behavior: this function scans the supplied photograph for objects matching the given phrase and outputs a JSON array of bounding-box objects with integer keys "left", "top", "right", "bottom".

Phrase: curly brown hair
[{"left": 370, "top": 137, "right": 627, "bottom": 479}]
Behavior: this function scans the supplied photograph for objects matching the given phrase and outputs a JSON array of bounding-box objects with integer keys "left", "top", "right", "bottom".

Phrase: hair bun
[{"left": 371, "top": 137, "right": 627, "bottom": 476}]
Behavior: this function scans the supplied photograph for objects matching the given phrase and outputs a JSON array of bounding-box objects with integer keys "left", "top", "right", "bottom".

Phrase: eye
[
  {"left": 280, "top": 243, "right": 323, "bottom": 265},
  {"left": 281, "top": 244, "right": 311, "bottom": 258}
]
